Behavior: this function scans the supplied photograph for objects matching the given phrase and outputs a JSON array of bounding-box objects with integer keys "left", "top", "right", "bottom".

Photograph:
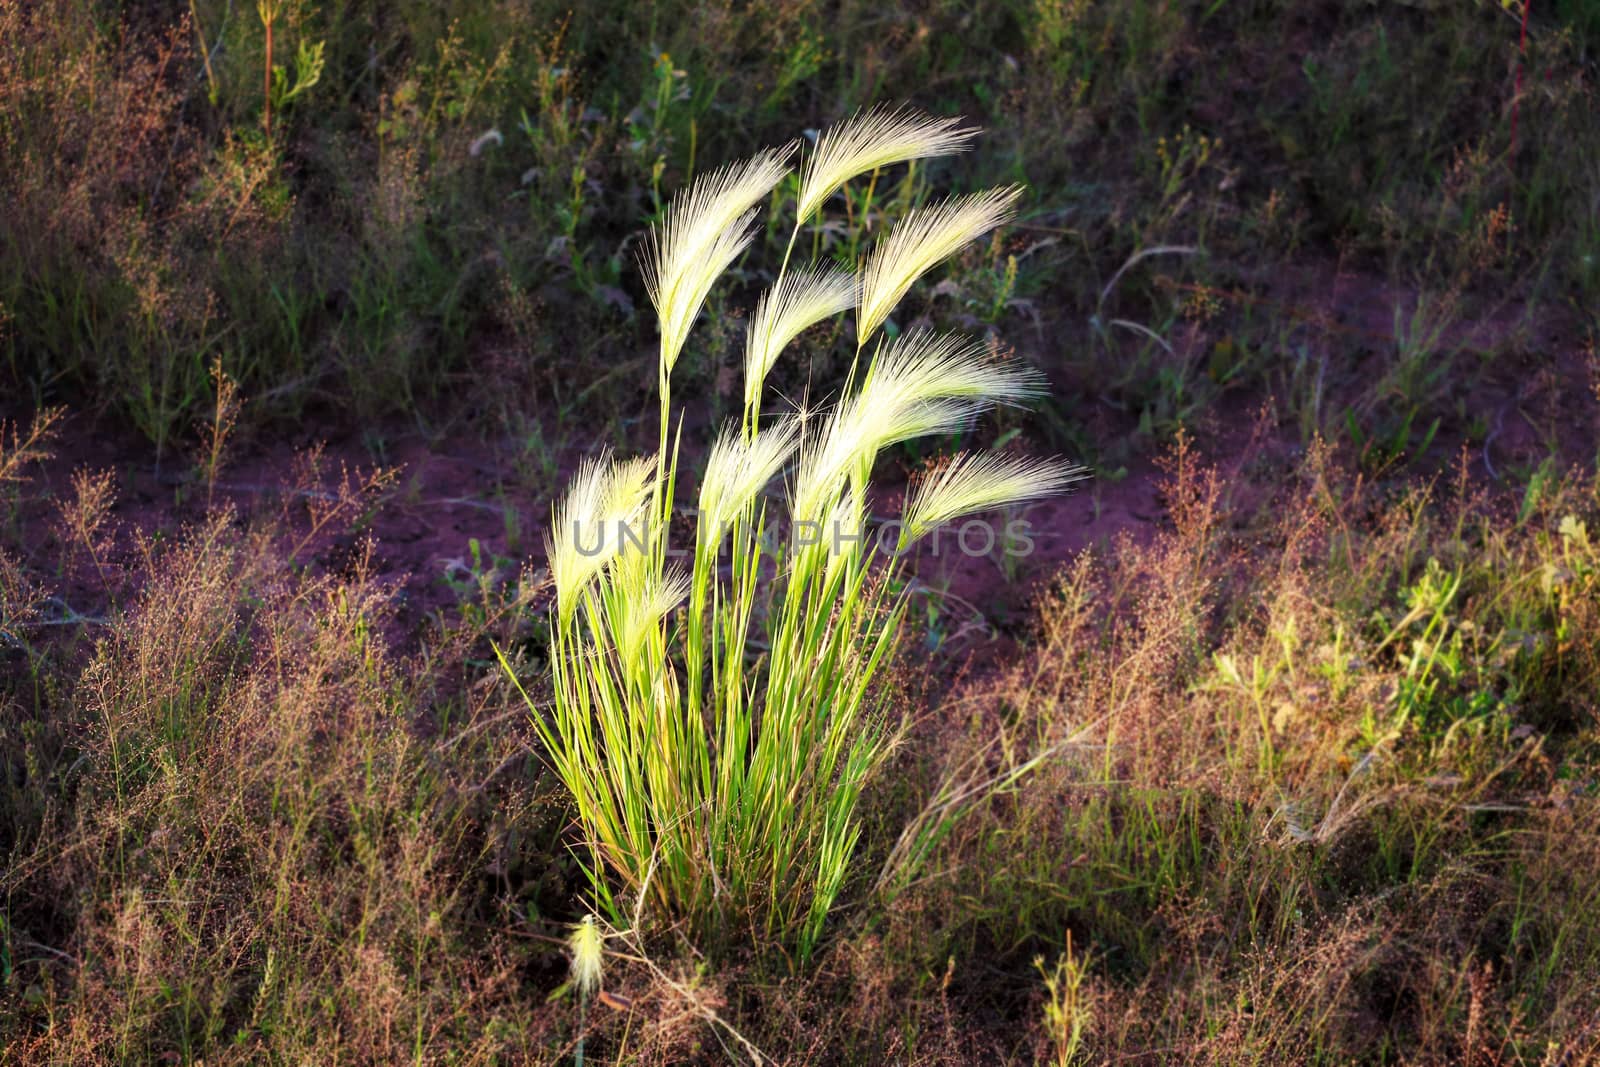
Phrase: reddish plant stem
[
  {"left": 1509, "top": 0, "right": 1532, "bottom": 162},
  {"left": 263, "top": 13, "right": 273, "bottom": 136}
]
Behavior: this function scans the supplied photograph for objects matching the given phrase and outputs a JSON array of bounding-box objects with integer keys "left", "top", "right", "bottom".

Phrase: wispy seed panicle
[
  {"left": 862, "top": 329, "right": 1046, "bottom": 409},
  {"left": 548, "top": 451, "right": 656, "bottom": 623},
  {"left": 644, "top": 146, "right": 796, "bottom": 372},
  {"left": 616, "top": 565, "right": 690, "bottom": 669},
  {"left": 857, "top": 186, "right": 1023, "bottom": 342},
  {"left": 744, "top": 268, "right": 857, "bottom": 408},
  {"left": 792, "top": 330, "right": 1045, "bottom": 520},
  {"left": 902, "top": 451, "right": 1086, "bottom": 544},
  {"left": 793, "top": 393, "right": 980, "bottom": 522},
  {"left": 797, "top": 106, "right": 977, "bottom": 223},
  {"left": 700, "top": 417, "right": 801, "bottom": 531},
  {"left": 568, "top": 915, "right": 604, "bottom": 999}
]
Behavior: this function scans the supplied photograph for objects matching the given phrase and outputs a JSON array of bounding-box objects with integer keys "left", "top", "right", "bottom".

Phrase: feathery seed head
[
  {"left": 797, "top": 106, "right": 977, "bottom": 224},
  {"left": 875, "top": 397, "right": 986, "bottom": 445},
  {"left": 793, "top": 397, "right": 875, "bottom": 523},
  {"left": 547, "top": 453, "right": 610, "bottom": 617},
  {"left": 901, "top": 451, "right": 1086, "bottom": 545},
  {"left": 863, "top": 329, "right": 1046, "bottom": 408},
  {"left": 823, "top": 484, "right": 867, "bottom": 575},
  {"left": 791, "top": 329, "right": 1041, "bottom": 521},
  {"left": 644, "top": 147, "right": 795, "bottom": 372},
  {"left": 793, "top": 394, "right": 979, "bottom": 522},
  {"left": 857, "top": 186, "right": 1023, "bottom": 342},
  {"left": 699, "top": 417, "right": 801, "bottom": 532},
  {"left": 548, "top": 451, "right": 656, "bottom": 624},
  {"left": 569, "top": 915, "right": 604, "bottom": 1000},
  {"left": 649, "top": 213, "right": 757, "bottom": 374},
  {"left": 744, "top": 268, "right": 857, "bottom": 408},
  {"left": 602, "top": 455, "right": 656, "bottom": 517},
  {"left": 617, "top": 565, "right": 690, "bottom": 670}
]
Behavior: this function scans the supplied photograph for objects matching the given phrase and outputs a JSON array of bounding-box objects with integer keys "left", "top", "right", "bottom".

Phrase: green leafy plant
[
  {"left": 1036, "top": 931, "right": 1093, "bottom": 1066},
  {"left": 256, "top": 0, "right": 323, "bottom": 136},
  {"left": 271, "top": 36, "right": 325, "bottom": 113},
  {"left": 501, "top": 109, "right": 1081, "bottom": 960}
]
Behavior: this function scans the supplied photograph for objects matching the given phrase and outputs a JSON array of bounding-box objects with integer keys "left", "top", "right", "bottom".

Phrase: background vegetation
[{"left": 1, "top": 0, "right": 1598, "bottom": 1062}]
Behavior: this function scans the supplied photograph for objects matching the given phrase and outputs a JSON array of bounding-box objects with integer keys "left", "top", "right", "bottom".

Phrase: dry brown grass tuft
[
  {"left": 2, "top": 505, "right": 559, "bottom": 1063},
  {"left": 867, "top": 439, "right": 1600, "bottom": 1063},
  {"left": 0, "top": 409, "right": 63, "bottom": 492}
]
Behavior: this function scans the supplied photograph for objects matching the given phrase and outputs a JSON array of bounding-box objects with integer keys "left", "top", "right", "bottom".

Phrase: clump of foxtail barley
[{"left": 502, "top": 105, "right": 1084, "bottom": 960}]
